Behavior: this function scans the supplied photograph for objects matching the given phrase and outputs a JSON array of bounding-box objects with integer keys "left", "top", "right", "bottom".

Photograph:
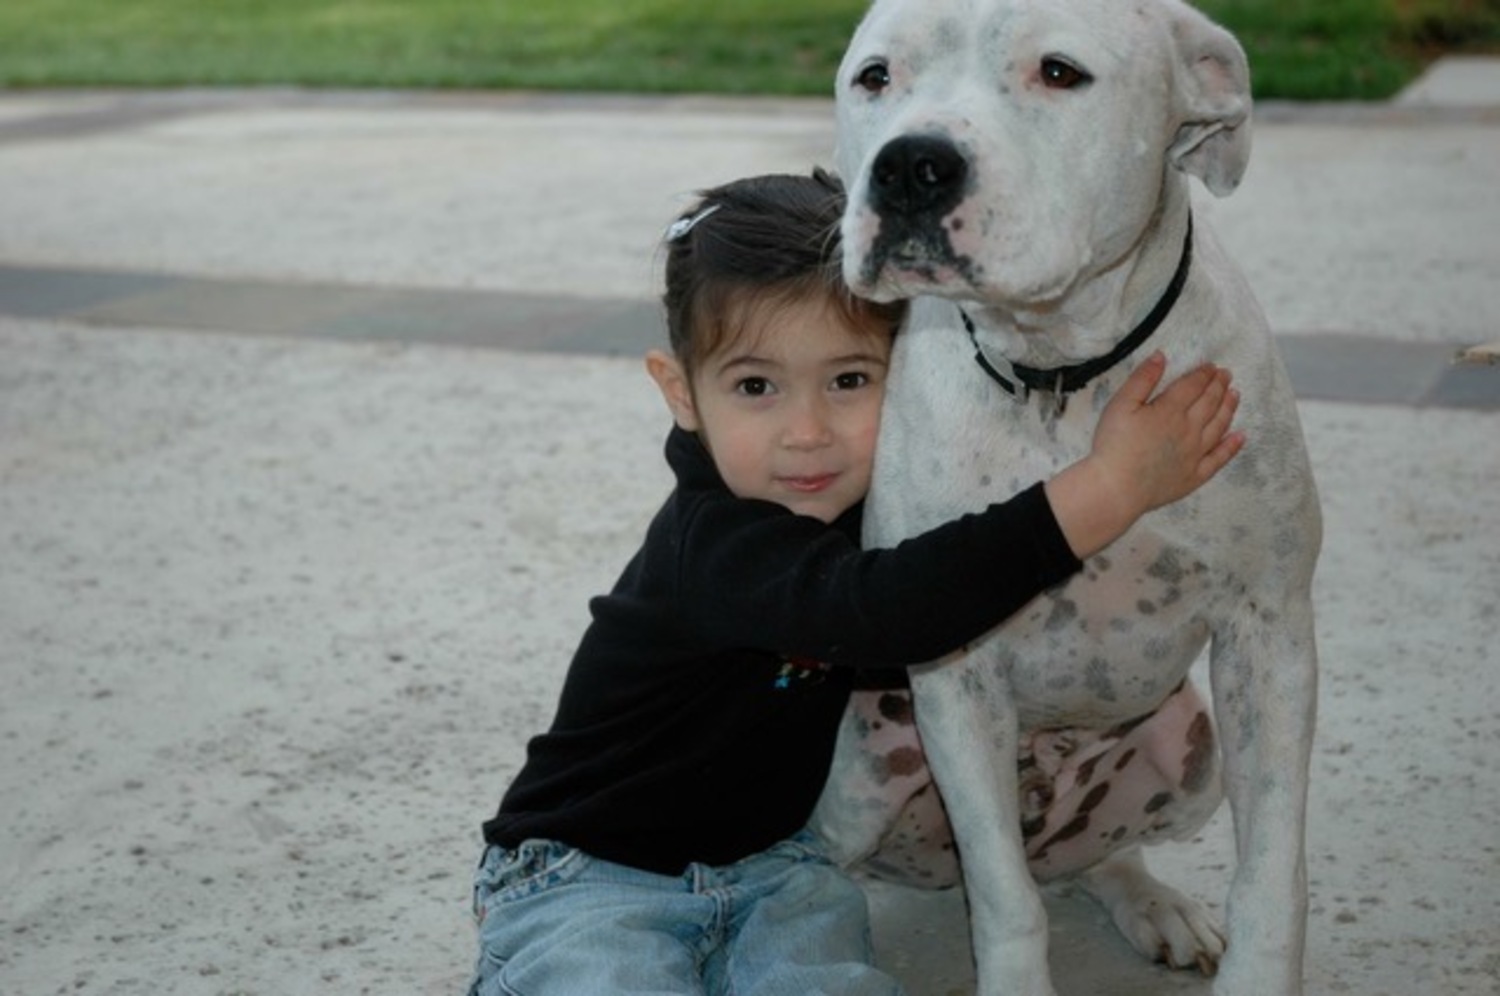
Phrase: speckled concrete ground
[{"left": 1, "top": 57, "right": 1497, "bottom": 996}]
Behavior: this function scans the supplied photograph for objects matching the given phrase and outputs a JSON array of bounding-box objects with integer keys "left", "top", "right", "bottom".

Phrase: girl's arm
[{"left": 678, "top": 352, "right": 1242, "bottom": 667}]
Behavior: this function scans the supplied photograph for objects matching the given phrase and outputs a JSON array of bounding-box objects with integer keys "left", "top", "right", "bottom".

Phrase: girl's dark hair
[{"left": 661, "top": 168, "right": 906, "bottom": 374}]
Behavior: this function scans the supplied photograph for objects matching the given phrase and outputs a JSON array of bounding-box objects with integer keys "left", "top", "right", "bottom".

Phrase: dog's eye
[
  {"left": 1040, "top": 57, "right": 1092, "bottom": 90},
  {"left": 855, "top": 62, "right": 892, "bottom": 93}
]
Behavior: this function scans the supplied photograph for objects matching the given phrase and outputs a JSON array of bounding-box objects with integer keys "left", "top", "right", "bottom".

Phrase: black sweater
[{"left": 484, "top": 427, "right": 1081, "bottom": 875}]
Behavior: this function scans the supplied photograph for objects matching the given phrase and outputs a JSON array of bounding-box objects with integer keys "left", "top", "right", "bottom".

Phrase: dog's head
[{"left": 836, "top": 0, "right": 1250, "bottom": 312}]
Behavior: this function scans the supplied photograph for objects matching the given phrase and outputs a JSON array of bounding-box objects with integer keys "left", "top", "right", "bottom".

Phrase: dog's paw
[
  {"left": 1080, "top": 850, "right": 1226, "bottom": 975},
  {"left": 1112, "top": 882, "right": 1225, "bottom": 975}
]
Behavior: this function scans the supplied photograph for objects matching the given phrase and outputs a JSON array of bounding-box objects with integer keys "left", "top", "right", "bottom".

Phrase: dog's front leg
[
  {"left": 911, "top": 652, "right": 1056, "bottom": 996},
  {"left": 1208, "top": 600, "right": 1318, "bottom": 996}
]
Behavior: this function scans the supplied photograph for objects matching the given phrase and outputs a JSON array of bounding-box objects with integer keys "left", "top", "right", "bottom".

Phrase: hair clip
[{"left": 665, "top": 203, "right": 722, "bottom": 242}]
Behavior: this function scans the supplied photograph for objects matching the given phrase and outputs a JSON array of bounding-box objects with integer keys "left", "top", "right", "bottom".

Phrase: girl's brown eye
[
  {"left": 1041, "top": 57, "right": 1092, "bottom": 90},
  {"left": 856, "top": 63, "right": 892, "bottom": 93}
]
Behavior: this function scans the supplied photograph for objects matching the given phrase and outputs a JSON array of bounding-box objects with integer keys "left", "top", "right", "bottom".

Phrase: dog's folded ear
[{"left": 1166, "top": 7, "right": 1252, "bottom": 197}]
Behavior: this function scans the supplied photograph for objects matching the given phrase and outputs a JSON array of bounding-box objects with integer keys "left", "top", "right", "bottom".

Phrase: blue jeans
[{"left": 466, "top": 830, "right": 905, "bottom": 995}]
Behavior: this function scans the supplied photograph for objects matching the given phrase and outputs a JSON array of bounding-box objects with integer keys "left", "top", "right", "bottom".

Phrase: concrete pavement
[{"left": 1, "top": 58, "right": 1497, "bottom": 996}]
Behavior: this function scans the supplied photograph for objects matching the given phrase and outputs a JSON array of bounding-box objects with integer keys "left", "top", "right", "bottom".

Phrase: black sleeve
[{"left": 673, "top": 481, "right": 1081, "bottom": 668}]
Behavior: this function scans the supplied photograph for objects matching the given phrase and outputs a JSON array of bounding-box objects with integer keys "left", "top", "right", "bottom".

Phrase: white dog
[{"left": 810, "top": 1, "right": 1322, "bottom": 994}]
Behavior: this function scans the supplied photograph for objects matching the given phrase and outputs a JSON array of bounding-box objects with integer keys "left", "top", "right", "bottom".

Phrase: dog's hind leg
[
  {"left": 1021, "top": 682, "right": 1227, "bottom": 972},
  {"left": 811, "top": 688, "right": 945, "bottom": 875},
  {"left": 1023, "top": 681, "right": 1223, "bottom": 881}
]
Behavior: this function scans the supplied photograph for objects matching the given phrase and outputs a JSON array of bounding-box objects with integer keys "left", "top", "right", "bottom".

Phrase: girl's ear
[{"left": 645, "top": 350, "right": 701, "bottom": 431}]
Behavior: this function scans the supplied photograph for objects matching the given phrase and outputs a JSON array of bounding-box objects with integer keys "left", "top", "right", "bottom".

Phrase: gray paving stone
[
  {"left": 1, "top": 263, "right": 1495, "bottom": 408},
  {"left": 0, "top": 264, "right": 174, "bottom": 318}
]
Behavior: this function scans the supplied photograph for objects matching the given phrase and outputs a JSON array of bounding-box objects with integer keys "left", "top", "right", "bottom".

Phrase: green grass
[
  {"left": 0, "top": 0, "right": 1496, "bottom": 99},
  {"left": 0, "top": 0, "right": 868, "bottom": 95},
  {"left": 1198, "top": 0, "right": 1500, "bottom": 99}
]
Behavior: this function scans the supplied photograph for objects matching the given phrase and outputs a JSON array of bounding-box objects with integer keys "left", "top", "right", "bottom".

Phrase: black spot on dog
[
  {"left": 1077, "top": 782, "right": 1111, "bottom": 815},
  {"left": 878, "top": 691, "right": 915, "bottom": 725},
  {"left": 1181, "top": 711, "right": 1216, "bottom": 793},
  {"left": 877, "top": 746, "right": 926, "bottom": 781},
  {"left": 1105, "top": 711, "right": 1153, "bottom": 740},
  {"left": 1034, "top": 813, "right": 1091, "bottom": 859},
  {"left": 1045, "top": 598, "right": 1079, "bottom": 632}
]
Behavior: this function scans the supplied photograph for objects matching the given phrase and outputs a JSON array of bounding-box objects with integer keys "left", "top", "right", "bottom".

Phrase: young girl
[{"left": 468, "top": 169, "right": 1242, "bottom": 996}]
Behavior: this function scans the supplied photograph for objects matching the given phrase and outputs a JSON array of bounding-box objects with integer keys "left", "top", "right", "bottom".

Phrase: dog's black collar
[{"left": 963, "top": 215, "right": 1194, "bottom": 400}]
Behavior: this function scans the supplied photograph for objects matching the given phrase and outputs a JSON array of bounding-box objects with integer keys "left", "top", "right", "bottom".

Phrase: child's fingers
[
  {"left": 1197, "top": 430, "right": 1246, "bottom": 482},
  {"left": 1201, "top": 387, "right": 1240, "bottom": 448},
  {"left": 1154, "top": 362, "right": 1220, "bottom": 414},
  {"left": 1178, "top": 366, "right": 1234, "bottom": 428},
  {"left": 1117, "top": 351, "right": 1169, "bottom": 410}
]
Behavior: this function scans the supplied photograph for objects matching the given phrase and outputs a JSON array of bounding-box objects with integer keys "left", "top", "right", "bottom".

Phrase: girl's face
[{"left": 647, "top": 294, "right": 892, "bottom": 523}]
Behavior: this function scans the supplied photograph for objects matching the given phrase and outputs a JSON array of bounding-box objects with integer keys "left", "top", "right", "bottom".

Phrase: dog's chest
[
  {"left": 869, "top": 352, "right": 1111, "bottom": 527},
  {"left": 1000, "top": 536, "right": 1215, "bottom": 727},
  {"left": 870, "top": 358, "right": 1220, "bottom": 728}
]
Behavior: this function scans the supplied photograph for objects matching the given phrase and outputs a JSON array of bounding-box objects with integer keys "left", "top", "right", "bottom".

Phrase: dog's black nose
[{"left": 869, "top": 135, "right": 968, "bottom": 218}]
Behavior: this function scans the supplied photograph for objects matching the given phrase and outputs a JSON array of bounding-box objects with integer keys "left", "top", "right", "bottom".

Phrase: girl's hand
[
  {"left": 1045, "top": 351, "right": 1244, "bottom": 560},
  {"left": 1092, "top": 350, "right": 1244, "bottom": 513}
]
